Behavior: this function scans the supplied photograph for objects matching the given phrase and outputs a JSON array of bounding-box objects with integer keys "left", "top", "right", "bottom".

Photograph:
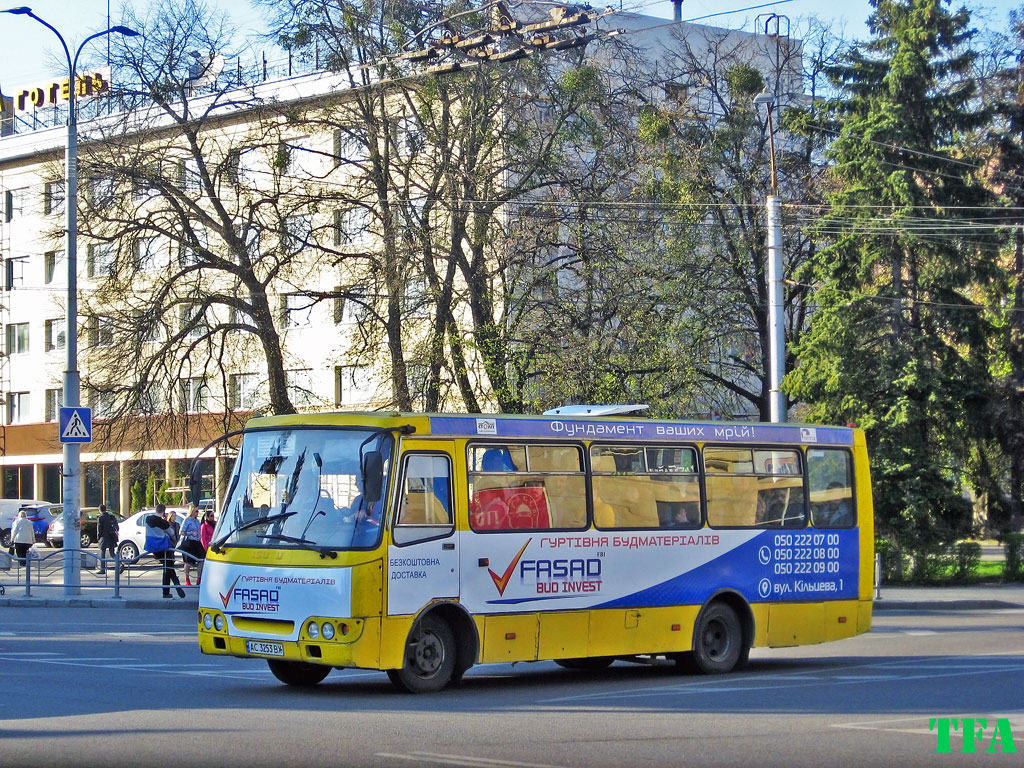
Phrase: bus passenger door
[{"left": 386, "top": 444, "right": 459, "bottom": 616}]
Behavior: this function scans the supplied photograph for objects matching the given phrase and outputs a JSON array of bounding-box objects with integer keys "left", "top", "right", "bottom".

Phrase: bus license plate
[{"left": 246, "top": 640, "right": 284, "bottom": 657}]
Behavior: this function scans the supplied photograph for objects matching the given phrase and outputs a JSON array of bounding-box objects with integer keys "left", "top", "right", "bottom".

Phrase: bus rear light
[
  {"left": 671, "top": 624, "right": 681, "bottom": 631},
  {"left": 505, "top": 632, "right": 516, "bottom": 640},
  {"left": 838, "top": 616, "right": 848, "bottom": 623}
]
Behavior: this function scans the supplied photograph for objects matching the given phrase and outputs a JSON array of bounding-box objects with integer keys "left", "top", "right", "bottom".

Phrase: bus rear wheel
[
  {"left": 387, "top": 614, "right": 456, "bottom": 693},
  {"left": 267, "top": 659, "right": 331, "bottom": 687},
  {"left": 690, "top": 602, "right": 743, "bottom": 674}
]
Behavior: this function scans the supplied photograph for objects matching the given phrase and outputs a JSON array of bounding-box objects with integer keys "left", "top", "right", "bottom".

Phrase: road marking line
[{"left": 376, "top": 753, "right": 564, "bottom": 768}]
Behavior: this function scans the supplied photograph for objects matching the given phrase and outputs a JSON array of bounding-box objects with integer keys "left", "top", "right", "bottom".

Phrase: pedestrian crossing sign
[{"left": 59, "top": 407, "right": 92, "bottom": 443}]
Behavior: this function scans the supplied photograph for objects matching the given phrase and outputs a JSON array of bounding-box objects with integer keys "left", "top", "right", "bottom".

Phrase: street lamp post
[
  {"left": 753, "top": 88, "right": 785, "bottom": 423},
  {"left": 1, "top": 7, "right": 137, "bottom": 593}
]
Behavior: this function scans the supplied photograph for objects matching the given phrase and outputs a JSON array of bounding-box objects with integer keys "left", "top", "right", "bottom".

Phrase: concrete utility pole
[
  {"left": 1, "top": 6, "right": 138, "bottom": 593},
  {"left": 753, "top": 87, "right": 786, "bottom": 423}
]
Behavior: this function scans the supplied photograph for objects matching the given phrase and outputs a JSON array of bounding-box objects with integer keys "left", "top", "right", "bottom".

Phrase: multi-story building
[{"left": 0, "top": 4, "right": 801, "bottom": 517}]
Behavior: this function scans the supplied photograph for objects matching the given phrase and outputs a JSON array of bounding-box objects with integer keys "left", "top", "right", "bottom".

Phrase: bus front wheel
[
  {"left": 267, "top": 659, "right": 331, "bottom": 687},
  {"left": 387, "top": 614, "right": 456, "bottom": 693},
  {"left": 690, "top": 602, "right": 743, "bottom": 674}
]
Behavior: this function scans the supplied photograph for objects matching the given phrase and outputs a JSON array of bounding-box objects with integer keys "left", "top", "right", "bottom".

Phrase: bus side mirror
[{"left": 362, "top": 451, "right": 384, "bottom": 503}]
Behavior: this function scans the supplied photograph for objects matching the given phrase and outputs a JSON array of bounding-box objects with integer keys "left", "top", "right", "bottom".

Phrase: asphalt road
[{"left": 1, "top": 606, "right": 1022, "bottom": 768}]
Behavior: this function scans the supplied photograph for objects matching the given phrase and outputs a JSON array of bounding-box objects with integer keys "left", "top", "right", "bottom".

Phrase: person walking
[
  {"left": 145, "top": 504, "right": 185, "bottom": 598},
  {"left": 179, "top": 505, "right": 204, "bottom": 586},
  {"left": 96, "top": 504, "right": 119, "bottom": 574},
  {"left": 198, "top": 508, "right": 216, "bottom": 585},
  {"left": 11, "top": 509, "right": 34, "bottom": 568}
]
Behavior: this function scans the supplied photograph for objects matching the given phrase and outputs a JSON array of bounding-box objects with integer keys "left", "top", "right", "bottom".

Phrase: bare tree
[{"left": 73, "top": 0, "right": 356, "bottom": 447}]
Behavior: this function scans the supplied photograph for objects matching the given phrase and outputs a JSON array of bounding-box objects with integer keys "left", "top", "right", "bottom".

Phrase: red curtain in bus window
[{"left": 471, "top": 487, "right": 549, "bottom": 530}]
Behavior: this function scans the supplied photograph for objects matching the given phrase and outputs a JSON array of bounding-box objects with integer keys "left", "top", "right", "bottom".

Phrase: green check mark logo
[{"left": 488, "top": 538, "right": 532, "bottom": 596}]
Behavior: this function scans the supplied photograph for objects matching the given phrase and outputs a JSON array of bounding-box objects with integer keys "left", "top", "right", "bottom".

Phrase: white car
[{"left": 115, "top": 507, "right": 190, "bottom": 564}]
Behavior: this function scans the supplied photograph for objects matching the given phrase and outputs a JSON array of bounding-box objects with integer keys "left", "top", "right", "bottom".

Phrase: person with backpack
[
  {"left": 96, "top": 504, "right": 119, "bottom": 574},
  {"left": 145, "top": 504, "right": 185, "bottom": 599}
]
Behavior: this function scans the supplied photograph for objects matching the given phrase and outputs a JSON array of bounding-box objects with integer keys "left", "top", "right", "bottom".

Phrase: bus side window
[
  {"left": 705, "top": 448, "right": 806, "bottom": 528},
  {"left": 393, "top": 454, "right": 453, "bottom": 546},
  {"left": 808, "top": 449, "right": 855, "bottom": 528}
]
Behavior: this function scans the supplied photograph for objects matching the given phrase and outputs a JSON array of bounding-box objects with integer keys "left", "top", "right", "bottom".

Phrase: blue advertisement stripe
[
  {"left": 594, "top": 530, "right": 859, "bottom": 609},
  {"left": 429, "top": 416, "right": 854, "bottom": 445}
]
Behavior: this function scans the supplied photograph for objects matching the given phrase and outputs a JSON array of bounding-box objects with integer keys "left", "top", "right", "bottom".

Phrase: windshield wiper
[
  {"left": 259, "top": 533, "right": 338, "bottom": 559},
  {"left": 209, "top": 511, "right": 298, "bottom": 553}
]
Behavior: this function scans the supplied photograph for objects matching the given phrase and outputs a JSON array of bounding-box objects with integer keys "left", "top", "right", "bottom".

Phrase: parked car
[
  {"left": 115, "top": 507, "right": 189, "bottom": 564},
  {"left": 0, "top": 499, "right": 52, "bottom": 547},
  {"left": 19, "top": 504, "right": 64, "bottom": 544},
  {"left": 46, "top": 507, "right": 109, "bottom": 548}
]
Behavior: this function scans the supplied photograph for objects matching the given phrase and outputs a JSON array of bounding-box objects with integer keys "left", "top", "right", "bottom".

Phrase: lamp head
[
  {"left": 0, "top": 7, "right": 33, "bottom": 14},
  {"left": 753, "top": 90, "right": 774, "bottom": 107},
  {"left": 110, "top": 25, "right": 139, "bottom": 37}
]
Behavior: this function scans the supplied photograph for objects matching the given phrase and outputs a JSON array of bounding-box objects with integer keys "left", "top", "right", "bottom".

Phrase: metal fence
[{"left": 0, "top": 546, "right": 201, "bottom": 599}]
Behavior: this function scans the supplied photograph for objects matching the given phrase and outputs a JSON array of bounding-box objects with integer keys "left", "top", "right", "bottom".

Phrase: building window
[
  {"left": 45, "top": 318, "right": 66, "bottom": 352},
  {"left": 88, "top": 389, "right": 115, "bottom": 418},
  {"left": 4, "top": 257, "right": 27, "bottom": 290},
  {"left": 334, "top": 207, "right": 370, "bottom": 246},
  {"left": 180, "top": 157, "right": 203, "bottom": 195},
  {"left": 180, "top": 304, "right": 206, "bottom": 338},
  {"left": 45, "top": 388, "right": 63, "bottom": 422},
  {"left": 286, "top": 368, "right": 316, "bottom": 408},
  {"left": 90, "top": 176, "right": 116, "bottom": 207},
  {"left": 44, "top": 251, "right": 59, "bottom": 284},
  {"left": 178, "top": 377, "right": 208, "bottom": 412},
  {"left": 338, "top": 285, "right": 371, "bottom": 323},
  {"left": 228, "top": 305, "right": 256, "bottom": 330},
  {"left": 6, "top": 391, "right": 29, "bottom": 424},
  {"left": 5, "top": 322, "right": 29, "bottom": 355},
  {"left": 282, "top": 293, "right": 314, "bottom": 327},
  {"left": 178, "top": 228, "right": 208, "bottom": 267},
  {"left": 403, "top": 277, "right": 429, "bottom": 318},
  {"left": 44, "top": 180, "right": 66, "bottom": 216},
  {"left": 135, "top": 236, "right": 162, "bottom": 270},
  {"left": 230, "top": 373, "right": 260, "bottom": 410},
  {"left": 88, "top": 316, "right": 115, "bottom": 347},
  {"left": 281, "top": 215, "right": 313, "bottom": 254},
  {"left": 87, "top": 242, "right": 116, "bottom": 278},
  {"left": 139, "top": 381, "right": 164, "bottom": 414},
  {"left": 334, "top": 365, "right": 373, "bottom": 406},
  {"left": 4, "top": 187, "right": 28, "bottom": 222}
]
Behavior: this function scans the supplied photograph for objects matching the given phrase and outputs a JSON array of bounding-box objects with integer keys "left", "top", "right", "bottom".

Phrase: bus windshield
[{"left": 214, "top": 428, "right": 394, "bottom": 552}]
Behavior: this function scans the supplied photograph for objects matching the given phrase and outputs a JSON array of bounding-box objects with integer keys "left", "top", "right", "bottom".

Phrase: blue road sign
[{"left": 59, "top": 407, "right": 92, "bottom": 443}]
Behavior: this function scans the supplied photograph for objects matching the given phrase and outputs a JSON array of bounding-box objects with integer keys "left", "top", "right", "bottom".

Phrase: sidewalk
[{"left": 873, "top": 583, "right": 1024, "bottom": 611}]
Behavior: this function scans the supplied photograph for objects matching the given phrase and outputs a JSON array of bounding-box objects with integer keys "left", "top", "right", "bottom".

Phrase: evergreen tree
[
  {"left": 130, "top": 480, "right": 146, "bottom": 513},
  {"left": 979, "top": 7, "right": 1024, "bottom": 532},
  {"left": 788, "top": 0, "right": 997, "bottom": 555}
]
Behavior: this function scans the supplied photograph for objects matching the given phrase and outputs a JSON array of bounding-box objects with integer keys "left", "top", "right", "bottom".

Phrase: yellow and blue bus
[{"left": 196, "top": 409, "right": 873, "bottom": 692}]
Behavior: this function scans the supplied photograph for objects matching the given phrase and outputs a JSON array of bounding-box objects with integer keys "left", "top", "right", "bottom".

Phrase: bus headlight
[
  {"left": 203, "top": 613, "right": 214, "bottom": 630},
  {"left": 321, "top": 622, "right": 335, "bottom": 640},
  {"left": 214, "top": 614, "right": 225, "bottom": 631},
  {"left": 307, "top": 621, "right": 320, "bottom": 639}
]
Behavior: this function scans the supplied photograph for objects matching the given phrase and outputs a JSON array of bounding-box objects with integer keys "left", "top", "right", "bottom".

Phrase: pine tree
[{"left": 788, "top": 0, "right": 998, "bottom": 556}]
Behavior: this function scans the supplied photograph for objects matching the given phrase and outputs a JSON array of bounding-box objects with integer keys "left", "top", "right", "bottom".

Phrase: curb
[
  {"left": 0, "top": 596, "right": 198, "bottom": 609},
  {"left": 873, "top": 599, "right": 1024, "bottom": 612}
]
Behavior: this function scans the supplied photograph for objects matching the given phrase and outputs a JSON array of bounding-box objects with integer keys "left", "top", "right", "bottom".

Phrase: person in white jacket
[{"left": 11, "top": 509, "right": 34, "bottom": 566}]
